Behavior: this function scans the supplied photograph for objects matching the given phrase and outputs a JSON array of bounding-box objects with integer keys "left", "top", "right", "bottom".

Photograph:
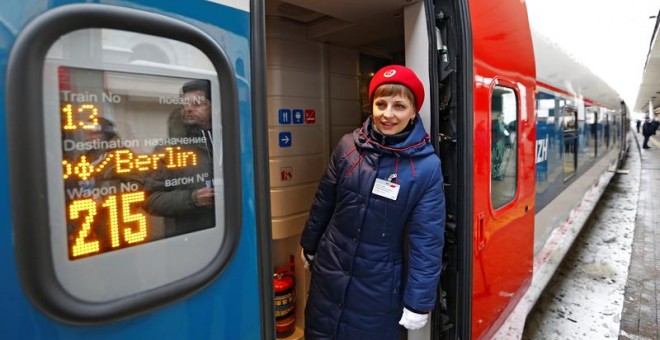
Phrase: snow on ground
[{"left": 522, "top": 147, "right": 641, "bottom": 339}]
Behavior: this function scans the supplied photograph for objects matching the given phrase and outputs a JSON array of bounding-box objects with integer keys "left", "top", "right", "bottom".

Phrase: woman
[{"left": 300, "top": 65, "right": 446, "bottom": 338}]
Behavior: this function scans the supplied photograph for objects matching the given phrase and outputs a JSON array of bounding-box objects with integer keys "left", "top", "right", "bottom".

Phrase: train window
[
  {"left": 562, "top": 106, "right": 578, "bottom": 180},
  {"left": 603, "top": 112, "right": 611, "bottom": 150},
  {"left": 45, "top": 28, "right": 232, "bottom": 301},
  {"left": 584, "top": 106, "right": 597, "bottom": 158},
  {"left": 7, "top": 5, "right": 240, "bottom": 323},
  {"left": 490, "top": 86, "right": 518, "bottom": 208},
  {"left": 612, "top": 111, "right": 620, "bottom": 147}
]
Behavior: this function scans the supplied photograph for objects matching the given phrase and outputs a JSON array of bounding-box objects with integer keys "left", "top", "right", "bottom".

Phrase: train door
[
  {"left": 0, "top": 1, "right": 273, "bottom": 338},
  {"left": 469, "top": 0, "right": 536, "bottom": 338}
]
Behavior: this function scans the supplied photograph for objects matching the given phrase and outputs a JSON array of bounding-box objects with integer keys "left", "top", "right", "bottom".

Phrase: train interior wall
[{"left": 265, "top": 16, "right": 401, "bottom": 337}]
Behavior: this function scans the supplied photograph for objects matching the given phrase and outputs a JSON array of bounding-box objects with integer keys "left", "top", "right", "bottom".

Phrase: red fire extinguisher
[{"left": 274, "top": 255, "right": 296, "bottom": 338}]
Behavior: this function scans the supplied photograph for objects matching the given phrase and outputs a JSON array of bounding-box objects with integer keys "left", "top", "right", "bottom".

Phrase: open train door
[
  {"left": 411, "top": 0, "right": 536, "bottom": 338},
  {"left": 467, "top": 0, "right": 537, "bottom": 338},
  {"left": 1, "top": 1, "right": 275, "bottom": 338},
  {"left": 408, "top": 0, "right": 474, "bottom": 339}
]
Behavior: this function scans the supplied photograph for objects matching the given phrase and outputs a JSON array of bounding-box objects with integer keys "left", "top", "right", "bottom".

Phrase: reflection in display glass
[{"left": 59, "top": 66, "right": 218, "bottom": 260}]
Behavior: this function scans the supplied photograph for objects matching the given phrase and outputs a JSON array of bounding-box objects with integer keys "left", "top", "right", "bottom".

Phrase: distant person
[
  {"left": 641, "top": 116, "right": 654, "bottom": 149},
  {"left": 492, "top": 112, "right": 512, "bottom": 145},
  {"left": 143, "top": 79, "right": 216, "bottom": 237},
  {"left": 635, "top": 119, "right": 641, "bottom": 133},
  {"left": 492, "top": 112, "right": 512, "bottom": 180}
]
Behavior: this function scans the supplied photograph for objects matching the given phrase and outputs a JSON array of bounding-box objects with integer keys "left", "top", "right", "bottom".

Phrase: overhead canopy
[{"left": 634, "top": 11, "right": 660, "bottom": 116}]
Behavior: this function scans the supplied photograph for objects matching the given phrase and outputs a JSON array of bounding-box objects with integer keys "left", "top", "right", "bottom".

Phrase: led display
[{"left": 59, "top": 66, "right": 218, "bottom": 260}]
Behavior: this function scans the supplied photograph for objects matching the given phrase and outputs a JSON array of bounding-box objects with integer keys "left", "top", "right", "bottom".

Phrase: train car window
[
  {"left": 603, "top": 112, "right": 611, "bottom": 150},
  {"left": 598, "top": 110, "right": 609, "bottom": 154},
  {"left": 612, "top": 110, "right": 620, "bottom": 148},
  {"left": 490, "top": 86, "right": 518, "bottom": 208},
  {"left": 561, "top": 105, "right": 578, "bottom": 180},
  {"left": 584, "top": 106, "right": 598, "bottom": 158},
  {"left": 6, "top": 5, "right": 240, "bottom": 323}
]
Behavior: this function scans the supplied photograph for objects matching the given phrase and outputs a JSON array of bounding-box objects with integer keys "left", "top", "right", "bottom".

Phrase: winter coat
[
  {"left": 642, "top": 120, "right": 656, "bottom": 137},
  {"left": 300, "top": 117, "right": 445, "bottom": 339},
  {"left": 143, "top": 128, "right": 215, "bottom": 237}
]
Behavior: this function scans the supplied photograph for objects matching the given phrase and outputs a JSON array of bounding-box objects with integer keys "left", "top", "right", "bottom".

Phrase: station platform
[{"left": 619, "top": 131, "right": 660, "bottom": 339}]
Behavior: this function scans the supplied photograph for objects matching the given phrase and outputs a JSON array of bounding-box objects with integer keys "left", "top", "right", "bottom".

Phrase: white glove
[
  {"left": 398, "top": 308, "right": 428, "bottom": 330},
  {"left": 300, "top": 249, "right": 315, "bottom": 270}
]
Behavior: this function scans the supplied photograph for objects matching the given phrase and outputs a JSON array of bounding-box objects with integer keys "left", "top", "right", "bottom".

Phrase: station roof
[{"left": 634, "top": 11, "right": 660, "bottom": 115}]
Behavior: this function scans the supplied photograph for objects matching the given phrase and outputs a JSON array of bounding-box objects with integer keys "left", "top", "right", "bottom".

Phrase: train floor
[{"left": 521, "top": 130, "right": 659, "bottom": 339}]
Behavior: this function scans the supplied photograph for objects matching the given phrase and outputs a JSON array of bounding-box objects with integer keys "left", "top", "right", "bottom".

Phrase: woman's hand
[
  {"left": 398, "top": 308, "right": 428, "bottom": 330},
  {"left": 300, "top": 249, "right": 315, "bottom": 270}
]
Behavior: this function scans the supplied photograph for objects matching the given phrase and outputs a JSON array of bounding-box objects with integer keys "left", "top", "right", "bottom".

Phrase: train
[{"left": 0, "top": 0, "right": 629, "bottom": 339}]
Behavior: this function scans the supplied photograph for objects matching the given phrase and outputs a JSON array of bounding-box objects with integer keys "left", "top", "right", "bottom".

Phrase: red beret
[{"left": 368, "top": 65, "right": 425, "bottom": 113}]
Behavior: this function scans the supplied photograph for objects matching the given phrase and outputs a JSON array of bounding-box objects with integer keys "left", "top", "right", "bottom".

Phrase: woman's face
[{"left": 372, "top": 94, "right": 416, "bottom": 135}]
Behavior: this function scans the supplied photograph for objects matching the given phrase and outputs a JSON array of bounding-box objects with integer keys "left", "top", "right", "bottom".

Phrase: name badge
[{"left": 372, "top": 178, "right": 400, "bottom": 201}]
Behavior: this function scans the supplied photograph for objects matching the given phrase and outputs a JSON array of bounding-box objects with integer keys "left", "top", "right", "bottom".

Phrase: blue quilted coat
[{"left": 300, "top": 117, "right": 445, "bottom": 339}]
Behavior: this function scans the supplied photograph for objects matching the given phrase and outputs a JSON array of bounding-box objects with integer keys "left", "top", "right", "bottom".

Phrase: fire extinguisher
[{"left": 274, "top": 255, "right": 296, "bottom": 338}]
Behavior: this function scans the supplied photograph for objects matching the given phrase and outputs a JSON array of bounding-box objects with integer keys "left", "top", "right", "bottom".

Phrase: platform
[{"left": 619, "top": 130, "right": 660, "bottom": 339}]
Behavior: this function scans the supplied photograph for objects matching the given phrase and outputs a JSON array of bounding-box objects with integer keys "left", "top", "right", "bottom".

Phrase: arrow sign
[{"left": 279, "top": 132, "right": 292, "bottom": 147}]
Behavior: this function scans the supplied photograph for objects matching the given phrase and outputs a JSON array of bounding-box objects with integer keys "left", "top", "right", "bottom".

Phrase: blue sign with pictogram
[
  {"left": 292, "top": 109, "right": 304, "bottom": 124},
  {"left": 279, "top": 132, "right": 292, "bottom": 147},
  {"left": 279, "top": 109, "right": 292, "bottom": 124}
]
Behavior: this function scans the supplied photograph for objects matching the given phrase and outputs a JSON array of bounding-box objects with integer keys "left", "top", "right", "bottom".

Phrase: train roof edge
[{"left": 531, "top": 30, "right": 621, "bottom": 109}]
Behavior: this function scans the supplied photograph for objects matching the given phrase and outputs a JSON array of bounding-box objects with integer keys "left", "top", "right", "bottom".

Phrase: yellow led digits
[
  {"left": 62, "top": 103, "right": 99, "bottom": 130},
  {"left": 61, "top": 94, "right": 212, "bottom": 261},
  {"left": 70, "top": 199, "right": 100, "bottom": 257},
  {"left": 68, "top": 192, "right": 148, "bottom": 258},
  {"left": 122, "top": 192, "right": 147, "bottom": 244},
  {"left": 101, "top": 195, "right": 121, "bottom": 248}
]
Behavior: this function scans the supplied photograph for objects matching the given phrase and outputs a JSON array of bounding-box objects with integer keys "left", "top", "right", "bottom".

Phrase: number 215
[{"left": 68, "top": 192, "right": 147, "bottom": 258}]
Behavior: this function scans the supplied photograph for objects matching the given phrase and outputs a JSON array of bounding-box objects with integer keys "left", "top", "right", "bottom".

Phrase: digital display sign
[
  {"left": 9, "top": 23, "right": 241, "bottom": 319},
  {"left": 59, "top": 67, "right": 218, "bottom": 260}
]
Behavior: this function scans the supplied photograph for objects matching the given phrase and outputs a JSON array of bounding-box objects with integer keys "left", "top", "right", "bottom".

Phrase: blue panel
[
  {"left": 279, "top": 109, "right": 291, "bottom": 125},
  {"left": 279, "top": 132, "right": 292, "bottom": 147},
  {"left": 0, "top": 0, "right": 262, "bottom": 338},
  {"left": 292, "top": 109, "right": 304, "bottom": 124},
  {"left": 535, "top": 91, "right": 563, "bottom": 211}
]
